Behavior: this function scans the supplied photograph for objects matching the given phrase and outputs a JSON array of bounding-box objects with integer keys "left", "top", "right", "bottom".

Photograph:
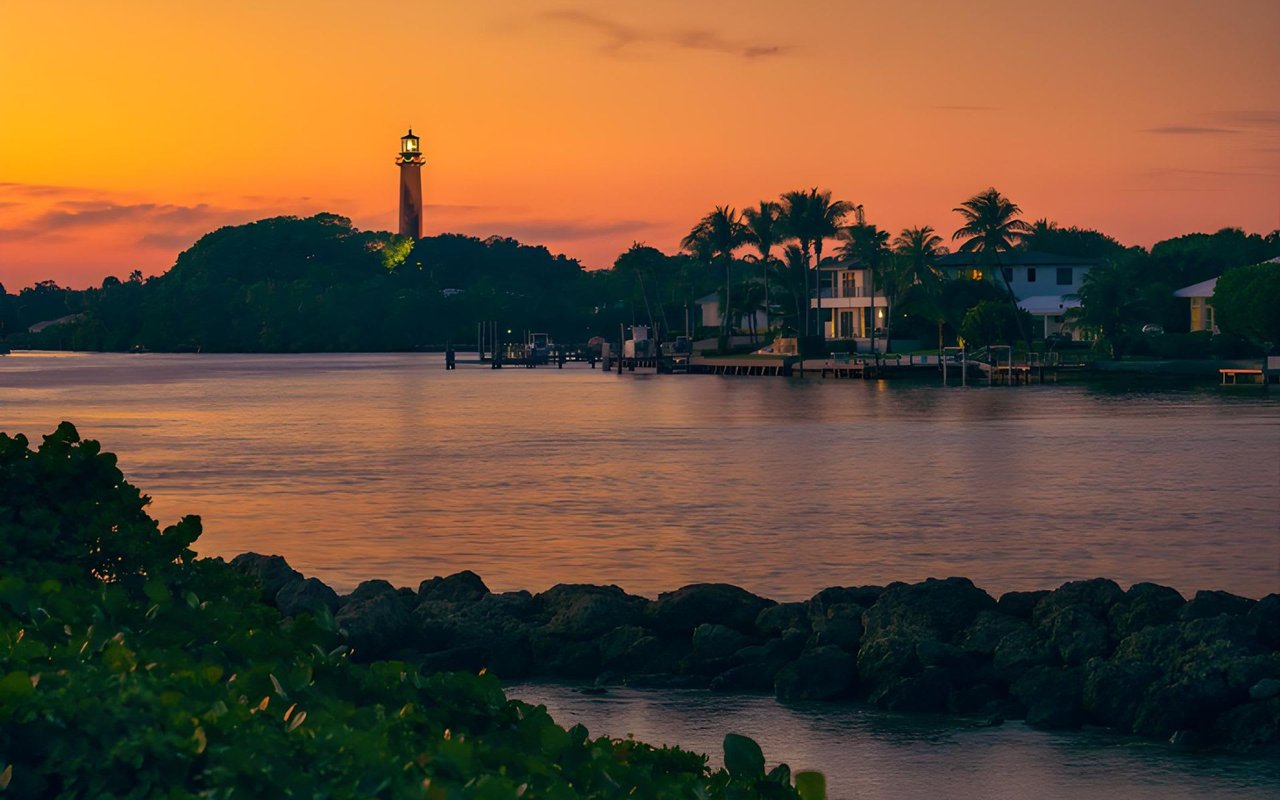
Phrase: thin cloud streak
[
  {"left": 540, "top": 8, "right": 791, "bottom": 60},
  {"left": 1143, "top": 125, "right": 1240, "bottom": 135}
]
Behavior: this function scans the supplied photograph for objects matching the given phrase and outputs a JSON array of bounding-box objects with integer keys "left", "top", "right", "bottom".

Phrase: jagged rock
[
  {"left": 691, "top": 624, "right": 752, "bottom": 666},
  {"left": 997, "top": 590, "right": 1049, "bottom": 620},
  {"left": 1108, "top": 582, "right": 1184, "bottom": 639},
  {"left": 1082, "top": 658, "right": 1161, "bottom": 729},
  {"left": 1032, "top": 579, "right": 1124, "bottom": 627},
  {"left": 1251, "top": 678, "right": 1280, "bottom": 701},
  {"left": 874, "top": 666, "right": 952, "bottom": 712},
  {"left": 1179, "top": 590, "right": 1256, "bottom": 621},
  {"left": 418, "top": 570, "right": 489, "bottom": 603},
  {"left": 807, "top": 585, "right": 884, "bottom": 614},
  {"left": 537, "top": 584, "right": 645, "bottom": 640},
  {"left": 1248, "top": 594, "right": 1280, "bottom": 648},
  {"left": 948, "top": 682, "right": 1004, "bottom": 714},
  {"left": 649, "top": 583, "right": 775, "bottom": 635},
  {"left": 530, "top": 634, "right": 601, "bottom": 678},
  {"left": 1209, "top": 697, "right": 1280, "bottom": 751},
  {"left": 1044, "top": 605, "right": 1113, "bottom": 665},
  {"left": 775, "top": 645, "right": 856, "bottom": 701},
  {"left": 992, "top": 625, "right": 1056, "bottom": 682},
  {"left": 961, "top": 611, "right": 1027, "bottom": 657},
  {"left": 472, "top": 590, "right": 537, "bottom": 621},
  {"left": 711, "top": 631, "right": 808, "bottom": 692},
  {"left": 756, "top": 602, "right": 810, "bottom": 637},
  {"left": 1012, "top": 666, "right": 1086, "bottom": 729},
  {"left": 275, "top": 577, "right": 339, "bottom": 617},
  {"left": 229, "top": 553, "right": 302, "bottom": 602},
  {"left": 808, "top": 603, "right": 865, "bottom": 652},
  {"left": 858, "top": 578, "right": 997, "bottom": 697},
  {"left": 916, "top": 639, "right": 981, "bottom": 686},
  {"left": 337, "top": 592, "right": 414, "bottom": 660},
  {"left": 345, "top": 579, "right": 398, "bottom": 605}
]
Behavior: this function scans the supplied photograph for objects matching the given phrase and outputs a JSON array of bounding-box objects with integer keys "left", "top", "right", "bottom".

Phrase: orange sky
[{"left": 2, "top": 0, "right": 1278, "bottom": 289}]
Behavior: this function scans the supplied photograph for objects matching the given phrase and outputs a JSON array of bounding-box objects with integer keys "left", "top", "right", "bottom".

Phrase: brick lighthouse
[{"left": 396, "top": 128, "right": 424, "bottom": 239}]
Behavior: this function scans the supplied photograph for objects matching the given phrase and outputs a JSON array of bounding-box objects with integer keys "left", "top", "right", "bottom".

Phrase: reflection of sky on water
[
  {"left": 509, "top": 683, "right": 1280, "bottom": 800},
  {"left": 1, "top": 351, "right": 1277, "bottom": 599}
]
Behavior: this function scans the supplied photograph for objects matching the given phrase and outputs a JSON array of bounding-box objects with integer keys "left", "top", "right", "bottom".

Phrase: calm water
[
  {"left": 509, "top": 684, "right": 1280, "bottom": 799},
  {"left": 0, "top": 351, "right": 1276, "bottom": 600}
]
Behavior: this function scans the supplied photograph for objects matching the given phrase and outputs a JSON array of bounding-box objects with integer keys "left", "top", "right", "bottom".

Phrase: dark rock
[
  {"left": 649, "top": 583, "right": 775, "bottom": 635},
  {"left": 1083, "top": 658, "right": 1161, "bottom": 729},
  {"left": 1032, "top": 579, "right": 1124, "bottom": 627},
  {"left": 472, "top": 590, "right": 537, "bottom": 621},
  {"left": 1108, "top": 583, "right": 1184, "bottom": 639},
  {"left": 858, "top": 578, "right": 997, "bottom": 698},
  {"left": 808, "top": 603, "right": 865, "bottom": 652},
  {"left": 775, "top": 645, "right": 856, "bottom": 701},
  {"left": 537, "top": 584, "right": 645, "bottom": 640},
  {"left": 530, "top": 634, "right": 601, "bottom": 678},
  {"left": 874, "top": 666, "right": 952, "bottom": 713},
  {"left": 1251, "top": 678, "right": 1280, "bottom": 701},
  {"left": 599, "top": 625, "right": 652, "bottom": 670},
  {"left": 711, "top": 631, "right": 809, "bottom": 691},
  {"left": 992, "top": 626, "right": 1056, "bottom": 682},
  {"left": 756, "top": 602, "right": 810, "bottom": 637},
  {"left": 229, "top": 553, "right": 302, "bottom": 602},
  {"left": 336, "top": 592, "right": 414, "bottom": 660},
  {"left": 691, "top": 624, "right": 752, "bottom": 667},
  {"left": 1210, "top": 697, "right": 1280, "bottom": 751},
  {"left": 1179, "top": 590, "right": 1256, "bottom": 622},
  {"left": 808, "top": 585, "right": 884, "bottom": 613},
  {"left": 418, "top": 570, "right": 489, "bottom": 603},
  {"left": 275, "top": 577, "right": 340, "bottom": 617},
  {"left": 1044, "top": 605, "right": 1113, "bottom": 665},
  {"left": 1012, "top": 666, "right": 1086, "bottom": 729},
  {"left": 1247, "top": 594, "right": 1280, "bottom": 649},
  {"left": 1134, "top": 673, "right": 1232, "bottom": 739},
  {"left": 948, "top": 683, "right": 1003, "bottom": 714},
  {"left": 344, "top": 579, "right": 399, "bottom": 605},
  {"left": 962, "top": 611, "right": 1029, "bottom": 657},
  {"left": 997, "top": 590, "right": 1049, "bottom": 620},
  {"left": 916, "top": 639, "right": 981, "bottom": 686}
]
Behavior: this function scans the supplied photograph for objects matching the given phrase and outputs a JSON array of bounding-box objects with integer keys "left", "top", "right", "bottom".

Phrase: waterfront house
[
  {"left": 933, "top": 251, "right": 1095, "bottom": 339},
  {"left": 1173, "top": 277, "right": 1220, "bottom": 334},
  {"left": 811, "top": 257, "right": 892, "bottom": 348},
  {"left": 695, "top": 291, "right": 770, "bottom": 337}
]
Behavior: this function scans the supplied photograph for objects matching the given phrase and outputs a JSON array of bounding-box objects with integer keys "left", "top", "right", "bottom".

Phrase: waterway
[
  {"left": 4, "top": 350, "right": 1278, "bottom": 795},
  {"left": 1, "top": 351, "right": 1276, "bottom": 600}
]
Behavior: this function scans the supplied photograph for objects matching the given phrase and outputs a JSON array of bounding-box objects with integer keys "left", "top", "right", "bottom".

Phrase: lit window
[{"left": 970, "top": 269, "right": 984, "bottom": 281}]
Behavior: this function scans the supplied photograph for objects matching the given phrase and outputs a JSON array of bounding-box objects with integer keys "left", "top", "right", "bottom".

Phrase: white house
[
  {"left": 694, "top": 292, "right": 769, "bottom": 336},
  {"left": 810, "top": 258, "right": 892, "bottom": 345},
  {"left": 933, "top": 251, "right": 1096, "bottom": 338}
]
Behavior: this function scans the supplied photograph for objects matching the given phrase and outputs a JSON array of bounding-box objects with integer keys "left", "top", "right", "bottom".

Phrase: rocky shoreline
[{"left": 230, "top": 553, "right": 1279, "bottom": 752}]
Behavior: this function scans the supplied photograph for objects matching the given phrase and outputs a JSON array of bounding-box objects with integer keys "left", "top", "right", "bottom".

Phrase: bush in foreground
[{"left": 0, "top": 423, "right": 818, "bottom": 799}]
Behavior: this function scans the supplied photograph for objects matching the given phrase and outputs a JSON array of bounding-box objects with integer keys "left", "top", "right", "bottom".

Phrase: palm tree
[
  {"left": 892, "top": 226, "right": 948, "bottom": 352},
  {"left": 681, "top": 206, "right": 747, "bottom": 341},
  {"left": 778, "top": 243, "right": 809, "bottom": 333},
  {"left": 778, "top": 190, "right": 814, "bottom": 335},
  {"left": 951, "top": 187, "right": 1033, "bottom": 351},
  {"left": 780, "top": 188, "right": 853, "bottom": 338},
  {"left": 742, "top": 200, "right": 783, "bottom": 333},
  {"left": 839, "top": 223, "right": 890, "bottom": 351}
]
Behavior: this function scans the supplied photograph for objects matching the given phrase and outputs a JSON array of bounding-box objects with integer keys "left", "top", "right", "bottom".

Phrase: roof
[
  {"left": 817, "top": 256, "right": 867, "bottom": 271},
  {"left": 1017, "top": 295, "right": 1081, "bottom": 315},
  {"left": 1174, "top": 277, "right": 1218, "bottom": 298},
  {"left": 935, "top": 250, "right": 1097, "bottom": 267}
]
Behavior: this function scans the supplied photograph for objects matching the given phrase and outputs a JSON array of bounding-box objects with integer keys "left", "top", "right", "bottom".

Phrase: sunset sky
[{"left": 2, "top": 0, "right": 1278, "bottom": 289}]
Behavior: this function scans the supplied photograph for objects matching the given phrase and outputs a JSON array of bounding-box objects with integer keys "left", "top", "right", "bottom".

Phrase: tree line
[{"left": 3, "top": 197, "right": 1278, "bottom": 356}]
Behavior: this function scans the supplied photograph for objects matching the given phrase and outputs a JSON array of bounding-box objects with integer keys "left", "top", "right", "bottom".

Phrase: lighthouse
[{"left": 397, "top": 128, "right": 424, "bottom": 239}]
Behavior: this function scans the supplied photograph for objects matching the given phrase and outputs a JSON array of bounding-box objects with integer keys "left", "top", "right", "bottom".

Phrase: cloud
[
  {"left": 1212, "top": 110, "right": 1280, "bottom": 128},
  {"left": 541, "top": 8, "right": 791, "bottom": 60},
  {"left": 467, "top": 216, "right": 659, "bottom": 242},
  {"left": 1143, "top": 125, "right": 1240, "bottom": 135},
  {"left": 0, "top": 181, "right": 94, "bottom": 197}
]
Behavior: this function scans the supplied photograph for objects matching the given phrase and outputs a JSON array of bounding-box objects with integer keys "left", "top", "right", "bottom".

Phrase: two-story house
[
  {"left": 812, "top": 258, "right": 892, "bottom": 345},
  {"left": 933, "top": 251, "right": 1096, "bottom": 338}
]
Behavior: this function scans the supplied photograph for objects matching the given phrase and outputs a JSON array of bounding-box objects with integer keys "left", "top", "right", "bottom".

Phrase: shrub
[{"left": 0, "top": 424, "right": 817, "bottom": 799}]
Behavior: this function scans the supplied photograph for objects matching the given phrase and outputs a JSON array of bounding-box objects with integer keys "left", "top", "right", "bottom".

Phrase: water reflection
[
  {"left": 508, "top": 683, "right": 1280, "bottom": 800},
  {"left": 1, "top": 351, "right": 1276, "bottom": 599}
]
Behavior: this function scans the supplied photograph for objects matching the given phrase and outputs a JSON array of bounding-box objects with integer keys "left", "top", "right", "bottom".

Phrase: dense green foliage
[
  {"left": 959, "top": 300, "right": 1030, "bottom": 350},
  {"left": 1213, "top": 262, "right": 1280, "bottom": 348},
  {"left": 0, "top": 424, "right": 815, "bottom": 799}
]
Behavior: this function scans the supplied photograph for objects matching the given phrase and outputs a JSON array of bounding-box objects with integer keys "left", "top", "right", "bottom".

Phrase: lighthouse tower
[{"left": 396, "top": 128, "right": 424, "bottom": 239}]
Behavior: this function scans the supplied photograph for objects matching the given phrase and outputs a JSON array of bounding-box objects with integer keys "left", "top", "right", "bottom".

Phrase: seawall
[{"left": 230, "top": 553, "right": 1280, "bottom": 752}]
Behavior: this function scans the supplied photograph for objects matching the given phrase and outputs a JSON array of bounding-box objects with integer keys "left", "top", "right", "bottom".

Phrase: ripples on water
[
  {"left": 1, "top": 351, "right": 1277, "bottom": 599},
  {"left": 509, "top": 684, "right": 1280, "bottom": 800}
]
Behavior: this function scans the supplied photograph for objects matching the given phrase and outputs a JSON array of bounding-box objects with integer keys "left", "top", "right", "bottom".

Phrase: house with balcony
[
  {"left": 933, "top": 251, "right": 1096, "bottom": 338},
  {"left": 811, "top": 258, "right": 892, "bottom": 348}
]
